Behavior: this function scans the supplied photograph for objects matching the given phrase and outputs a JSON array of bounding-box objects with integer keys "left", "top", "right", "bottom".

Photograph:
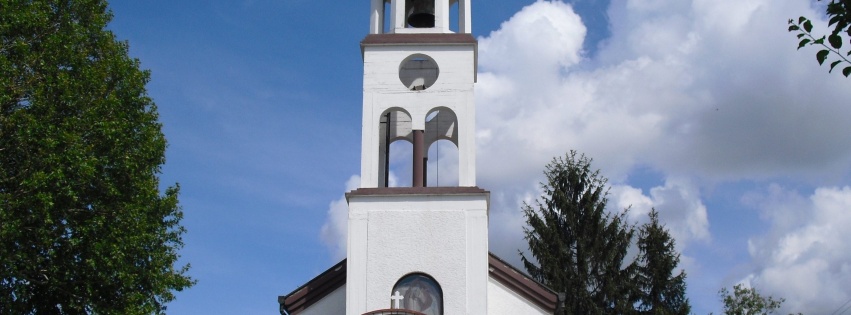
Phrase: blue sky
[{"left": 107, "top": 1, "right": 851, "bottom": 314}]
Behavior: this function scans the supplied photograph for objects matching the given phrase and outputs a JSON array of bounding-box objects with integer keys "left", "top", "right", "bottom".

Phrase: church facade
[{"left": 279, "top": 1, "right": 559, "bottom": 314}]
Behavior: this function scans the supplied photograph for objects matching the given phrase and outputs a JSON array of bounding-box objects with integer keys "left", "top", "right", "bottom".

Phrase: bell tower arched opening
[
  {"left": 369, "top": 0, "right": 471, "bottom": 35},
  {"left": 378, "top": 108, "right": 413, "bottom": 187},
  {"left": 387, "top": 141, "right": 413, "bottom": 187},
  {"left": 424, "top": 107, "right": 459, "bottom": 187},
  {"left": 426, "top": 140, "right": 458, "bottom": 187}
]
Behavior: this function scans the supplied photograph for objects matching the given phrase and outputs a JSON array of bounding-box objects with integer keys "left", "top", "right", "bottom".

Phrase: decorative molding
[
  {"left": 347, "top": 186, "right": 488, "bottom": 197},
  {"left": 361, "top": 33, "right": 477, "bottom": 46}
]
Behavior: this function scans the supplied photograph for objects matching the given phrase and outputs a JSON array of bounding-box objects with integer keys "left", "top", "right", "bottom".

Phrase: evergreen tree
[
  {"left": 1, "top": 0, "right": 194, "bottom": 313},
  {"left": 636, "top": 209, "right": 690, "bottom": 315},
  {"left": 520, "top": 151, "right": 637, "bottom": 314}
]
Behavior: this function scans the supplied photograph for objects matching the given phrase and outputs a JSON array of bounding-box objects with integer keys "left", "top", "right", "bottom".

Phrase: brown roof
[
  {"left": 279, "top": 259, "right": 347, "bottom": 314},
  {"left": 278, "top": 253, "right": 558, "bottom": 314},
  {"left": 487, "top": 254, "right": 559, "bottom": 313}
]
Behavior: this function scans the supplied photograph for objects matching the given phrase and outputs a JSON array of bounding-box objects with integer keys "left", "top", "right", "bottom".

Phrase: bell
[{"left": 406, "top": 0, "right": 435, "bottom": 28}]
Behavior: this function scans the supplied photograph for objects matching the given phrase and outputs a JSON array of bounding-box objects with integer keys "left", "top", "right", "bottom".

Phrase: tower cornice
[
  {"left": 361, "top": 33, "right": 477, "bottom": 46},
  {"left": 360, "top": 33, "right": 478, "bottom": 83}
]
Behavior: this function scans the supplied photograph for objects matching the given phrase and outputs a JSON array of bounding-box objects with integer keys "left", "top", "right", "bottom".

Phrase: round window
[{"left": 399, "top": 54, "right": 439, "bottom": 91}]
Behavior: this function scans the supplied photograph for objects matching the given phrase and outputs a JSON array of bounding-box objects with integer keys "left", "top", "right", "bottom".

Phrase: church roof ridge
[
  {"left": 278, "top": 253, "right": 559, "bottom": 315},
  {"left": 279, "top": 259, "right": 347, "bottom": 315}
]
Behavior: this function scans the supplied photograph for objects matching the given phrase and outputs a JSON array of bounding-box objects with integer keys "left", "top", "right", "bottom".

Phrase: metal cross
[{"left": 391, "top": 290, "right": 404, "bottom": 309}]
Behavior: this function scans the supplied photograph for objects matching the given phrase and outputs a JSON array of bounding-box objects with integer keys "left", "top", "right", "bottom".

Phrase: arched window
[{"left": 390, "top": 274, "right": 443, "bottom": 315}]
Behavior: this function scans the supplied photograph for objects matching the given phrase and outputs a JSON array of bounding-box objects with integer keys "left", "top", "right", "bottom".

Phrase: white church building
[{"left": 279, "top": 1, "right": 560, "bottom": 314}]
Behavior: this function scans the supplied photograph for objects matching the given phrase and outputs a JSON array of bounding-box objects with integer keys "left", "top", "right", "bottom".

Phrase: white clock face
[{"left": 399, "top": 54, "right": 439, "bottom": 91}]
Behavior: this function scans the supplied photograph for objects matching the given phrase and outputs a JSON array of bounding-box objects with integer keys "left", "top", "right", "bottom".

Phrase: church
[{"left": 279, "top": 1, "right": 560, "bottom": 314}]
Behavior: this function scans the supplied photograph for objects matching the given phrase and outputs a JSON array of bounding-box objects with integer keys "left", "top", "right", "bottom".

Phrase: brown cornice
[
  {"left": 361, "top": 33, "right": 477, "bottom": 46},
  {"left": 347, "top": 186, "right": 488, "bottom": 197}
]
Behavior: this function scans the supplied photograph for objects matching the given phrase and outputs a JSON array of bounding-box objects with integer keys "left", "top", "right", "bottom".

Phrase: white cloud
[
  {"left": 320, "top": 175, "right": 360, "bottom": 260},
  {"left": 745, "top": 186, "right": 851, "bottom": 314},
  {"left": 611, "top": 178, "right": 710, "bottom": 247},
  {"left": 474, "top": 0, "right": 851, "bottom": 311},
  {"left": 479, "top": 0, "right": 585, "bottom": 75}
]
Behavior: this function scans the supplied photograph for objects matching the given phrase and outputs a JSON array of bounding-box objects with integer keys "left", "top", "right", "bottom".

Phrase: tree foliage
[
  {"left": 717, "top": 284, "right": 791, "bottom": 315},
  {"left": 635, "top": 209, "right": 690, "bottom": 315},
  {"left": 520, "top": 151, "right": 637, "bottom": 314},
  {"left": 1, "top": 0, "right": 193, "bottom": 313},
  {"left": 789, "top": 0, "right": 851, "bottom": 77}
]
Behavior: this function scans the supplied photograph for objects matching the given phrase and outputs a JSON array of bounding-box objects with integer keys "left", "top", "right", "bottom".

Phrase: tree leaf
[
  {"left": 799, "top": 16, "right": 808, "bottom": 24},
  {"left": 829, "top": 34, "right": 843, "bottom": 49},
  {"left": 829, "top": 15, "right": 840, "bottom": 27},
  {"left": 829, "top": 60, "right": 843, "bottom": 72},
  {"left": 844, "top": 66, "right": 851, "bottom": 77},
  {"left": 804, "top": 20, "right": 813, "bottom": 33},
  {"left": 815, "top": 36, "right": 826, "bottom": 45},
  {"left": 798, "top": 38, "right": 812, "bottom": 49},
  {"left": 797, "top": 33, "right": 806, "bottom": 39},
  {"left": 789, "top": 24, "right": 800, "bottom": 32},
  {"left": 817, "top": 50, "right": 830, "bottom": 65}
]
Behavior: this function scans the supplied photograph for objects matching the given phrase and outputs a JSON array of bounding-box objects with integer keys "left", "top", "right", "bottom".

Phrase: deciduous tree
[
  {"left": 717, "top": 284, "right": 790, "bottom": 315},
  {"left": 1, "top": 0, "right": 194, "bottom": 313},
  {"left": 789, "top": 0, "right": 851, "bottom": 77}
]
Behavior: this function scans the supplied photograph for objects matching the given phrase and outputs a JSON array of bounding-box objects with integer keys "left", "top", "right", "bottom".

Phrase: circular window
[{"left": 399, "top": 54, "right": 439, "bottom": 91}]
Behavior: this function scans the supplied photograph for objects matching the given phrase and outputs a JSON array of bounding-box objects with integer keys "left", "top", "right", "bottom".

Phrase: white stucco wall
[
  {"left": 347, "top": 192, "right": 489, "bottom": 315},
  {"left": 487, "top": 277, "right": 551, "bottom": 315},
  {"left": 298, "top": 284, "right": 346, "bottom": 315},
  {"left": 361, "top": 44, "right": 477, "bottom": 188}
]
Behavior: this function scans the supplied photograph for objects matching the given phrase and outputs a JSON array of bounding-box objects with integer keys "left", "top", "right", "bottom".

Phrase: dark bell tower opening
[{"left": 406, "top": 0, "right": 435, "bottom": 28}]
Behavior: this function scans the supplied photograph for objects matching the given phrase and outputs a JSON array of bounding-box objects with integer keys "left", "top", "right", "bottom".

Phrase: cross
[{"left": 391, "top": 291, "right": 404, "bottom": 309}]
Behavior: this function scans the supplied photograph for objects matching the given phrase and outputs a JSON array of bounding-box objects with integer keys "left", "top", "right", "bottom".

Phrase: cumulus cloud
[
  {"left": 320, "top": 175, "right": 360, "bottom": 260},
  {"left": 479, "top": 0, "right": 851, "bottom": 187},
  {"left": 474, "top": 0, "right": 851, "bottom": 311},
  {"left": 611, "top": 178, "right": 710, "bottom": 247},
  {"left": 744, "top": 186, "right": 851, "bottom": 314}
]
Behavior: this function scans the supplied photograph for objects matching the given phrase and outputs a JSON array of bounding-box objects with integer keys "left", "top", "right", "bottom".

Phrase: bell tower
[
  {"left": 347, "top": 0, "right": 488, "bottom": 314},
  {"left": 360, "top": 0, "right": 477, "bottom": 189}
]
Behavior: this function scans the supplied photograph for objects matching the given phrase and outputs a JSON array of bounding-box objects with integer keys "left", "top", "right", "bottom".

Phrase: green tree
[
  {"left": 717, "top": 284, "right": 790, "bottom": 315},
  {"left": 0, "top": 0, "right": 194, "bottom": 313},
  {"left": 635, "top": 209, "right": 690, "bottom": 315},
  {"left": 788, "top": 0, "right": 851, "bottom": 77},
  {"left": 520, "top": 151, "right": 637, "bottom": 314}
]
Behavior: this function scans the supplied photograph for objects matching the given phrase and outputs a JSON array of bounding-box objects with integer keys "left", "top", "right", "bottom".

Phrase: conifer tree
[
  {"left": 1, "top": 1, "right": 193, "bottom": 313},
  {"left": 636, "top": 209, "right": 691, "bottom": 315},
  {"left": 520, "top": 151, "right": 637, "bottom": 314}
]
